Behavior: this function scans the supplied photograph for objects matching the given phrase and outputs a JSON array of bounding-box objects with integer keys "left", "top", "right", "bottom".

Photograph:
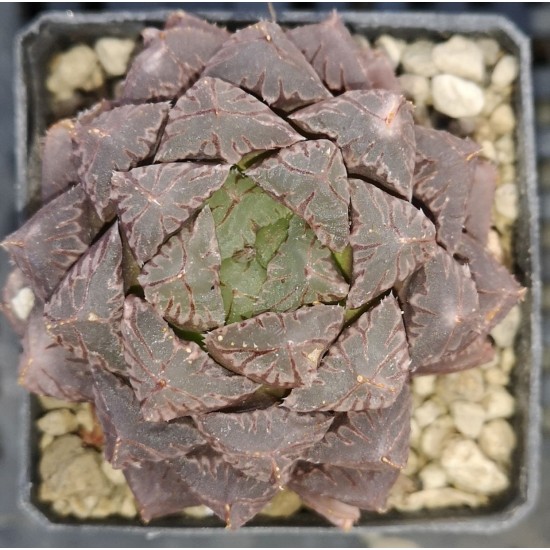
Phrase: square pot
[{"left": 15, "top": 9, "right": 541, "bottom": 535}]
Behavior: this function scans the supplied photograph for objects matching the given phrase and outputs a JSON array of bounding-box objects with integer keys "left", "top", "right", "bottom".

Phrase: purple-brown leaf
[
  {"left": 289, "top": 462, "right": 399, "bottom": 511},
  {"left": 306, "top": 385, "right": 411, "bottom": 471},
  {"left": 247, "top": 140, "right": 350, "bottom": 252},
  {"left": 399, "top": 247, "right": 481, "bottom": 373},
  {"left": 297, "top": 492, "right": 360, "bottom": 529},
  {"left": 194, "top": 406, "right": 333, "bottom": 484},
  {"left": 1, "top": 185, "right": 102, "bottom": 302},
  {"left": 413, "top": 126, "right": 480, "bottom": 254},
  {"left": 19, "top": 311, "right": 94, "bottom": 402},
  {"left": 112, "top": 162, "right": 230, "bottom": 266},
  {"left": 290, "top": 90, "right": 416, "bottom": 200},
  {"left": 75, "top": 102, "right": 170, "bottom": 220},
  {"left": 122, "top": 12, "right": 229, "bottom": 101},
  {"left": 205, "top": 304, "right": 344, "bottom": 388},
  {"left": 44, "top": 224, "right": 126, "bottom": 375},
  {"left": 203, "top": 21, "right": 331, "bottom": 112},
  {"left": 284, "top": 295, "right": 410, "bottom": 412},
  {"left": 123, "top": 460, "right": 200, "bottom": 523},
  {"left": 174, "top": 449, "right": 279, "bottom": 529},
  {"left": 348, "top": 178, "right": 437, "bottom": 309},
  {"left": 122, "top": 296, "right": 260, "bottom": 422},
  {"left": 91, "top": 366, "right": 206, "bottom": 468},
  {"left": 155, "top": 77, "right": 304, "bottom": 165},
  {"left": 140, "top": 206, "right": 225, "bottom": 332}
]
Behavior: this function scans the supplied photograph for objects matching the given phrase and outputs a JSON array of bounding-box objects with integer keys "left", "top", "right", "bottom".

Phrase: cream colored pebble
[
  {"left": 477, "top": 37, "right": 501, "bottom": 66},
  {"left": 490, "top": 104, "right": 516, "bottom": 135},
  {"left": 414, "top": 398, "right": 446, "bottom": 429},
  {"left": 402, "top": 40, "right": 438, "bottom": 77},
  {"left": 432, "top": 35, "right": 485, "bottom": 82},
  {"left": 418, "top": 462, "right": 447, "bottom": 490},
  {"left": 492, "top": 55, "right": 519, "bottom": 89},
  {"left": 260, "top": 489, "right": 302, "bottom": 518},
  {"left": 482, "top": 386, "right": 515, "bottom": 420},
  {"left": 420, "top": 416, "right": 456, "bottom": 460},
  {"left": 76, "top": 404, "right": 95, "bottom": 433},
  {"left": 94, "top": 37, "right": 135, "bottom": 77},
  {"left": 478, "top": 419, "right": 517, "bottom": 463},
  {"left": 391, "top": 487, "right": 488, "bottom": 512},
  {"left": 449, "top": 400, "right": 486, "bottom": 438},
  {"left": 375, "top": 35, "right": 406, "bottom": 69},
  {"left": 412, "top": 375, "right": 436, "bottom": 399},
  {"left": 490, "top": 305, "right": 521, "bottom": 348},
  {"left": 101, "top": 461, "right": 127, "bottom": 486},
  {"left": 37, "top": 409, "right": 79, "bottom": 436},
  {"left": 183, "top": 505, "right": 215, "bottom": 518},
  {"left": 436, "top": 369, "right": 485, "bottom": 403}
]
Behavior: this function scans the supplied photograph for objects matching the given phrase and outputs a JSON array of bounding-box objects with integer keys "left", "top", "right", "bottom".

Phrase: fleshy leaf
[
  {"left": 464, "top": 159, "right": 498, "bottom": 245},
  {"left": 156, "top": 77, "right": 304, "bottom": 165},
  {"left": 413, "top": 127, "right": 480, "bottom": 254},
  {"left": 347, "top": 178, "right": 437, "bottom": 309},
  {"left": 457, "top": 233, "right": 526, "bottom": 335},
  {"left": 284, "top": 295, "right": 410, "bottom": 412},
  {"left": 257, "top": 216, "right": 349, "bottom": 313},
  {"left": 289, "top": 462, "right": 399, "bottom": 511},
  {"left": 399, "top": 247, "right": 481, "bottom": 373},
  {"left": 287, "top": 12, "right": 398, "bottom": 93},
  {"left": 122, "top": 296, "right": 260, "bottom": 422},
  {"left": 75, "top": 102, "right": 170, "bottom": 221},
  {"left": 174, "top": 449, "right": 278, "bottom": 529},
  {"left": 124, "top": 460, "right": 200, "bottom": 523},
  {"left": 195, "top": 407, "right": 333, "bottom": 484},
  {"left": 203, "top": 21, "right": 331, "bottom": 112},
  {"left": 1, "top": 185, "right": 102, "bottom": 301},
  {"left": 290, "top": 90, "right": 415, "bottom": 200},
  {"left": 122, "top": 12, "right": 229, "bottom": 101},
  {"left": 205, "top": 305, "right": 344, "bottom": 388},
  {"left": 41, "top": 119, "right": 78, "bottom": 203},
  {"left": 140, "top": 206, "right": 225, "bottom": 331},
  {"left": 91, "top": 366, "right": 206, "bottom": 468},
  {"left": 112, "top": 162, "right": 231, "bottom": 265},
  {"left": 19, "top": 311, "right": 94, "bottom": 402},
  {"left": 247, "top": 140, "right": 350, "bottom": 252},
  {"left": 297, "top": 492, "right": 360, "bottom": 530},
  {"left": 307, "top": 385, "right": 411, "bottom": 470},
  {"left": 44, "top": 224, "right": 126, "bottom": 375}
]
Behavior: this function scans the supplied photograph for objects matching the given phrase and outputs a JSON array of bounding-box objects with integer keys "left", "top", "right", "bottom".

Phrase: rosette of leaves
[{"left": 2, "top": 12, "right": 525, "bottom": 529}]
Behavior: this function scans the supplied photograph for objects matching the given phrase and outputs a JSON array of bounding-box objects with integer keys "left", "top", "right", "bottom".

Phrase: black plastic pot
[{"left": 16, "top": 9, "right": 541, "bottom": 535}]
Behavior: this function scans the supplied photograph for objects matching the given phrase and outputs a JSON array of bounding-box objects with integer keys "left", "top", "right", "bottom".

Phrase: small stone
[
  {"left": 492, "top": 55, "right": 519, "bottom": 89},
  {"left": 76, "top": 404, "right": 95, "bottom": 433},
  {"left": 398, "top": 74, "right": 431, "bottom": 105},
  {"left": 410, "top": 417, "right": 421, "bottom": 450},
  {"left": 482, "top": 386, "right": 515, "bottom": 420},
  {"left": 420, "top": 416, "right": 456, "bottom": 460},
  {"left": 412, "top": 374, "right": 436, "bottom": 398},
  {"left": 418, "top": 462, "right": 447, "bottom": 490},
  {"left": 88, "top": 495, "right": 115, "bottom": 519},
  {"left": 474, "top": 121, "right": 495, "bottom": 142},
  {"left": 119, "top": 494, "right": 138, "bottom": 518},
  {"left": 432, "top": 36, "right": 485, "bottom": 82},
  {"left": 94, "top": 38, "right": 135, "bottom": 77},
  {"left": 450, "top": 401, "right": 486, "bottom": 438},
  {"left": 401, "top": 40, "right": 438, "bottom": 77},
  {"left": 479, "top": 140, "right": 497, "bottom": 162},
  {"left": 37, "top": 409, "right": 79, "bottom": 436},
  {"left": 487, "top": 230, "right": 504, "bottom": 263},
  {"left": 441, "top": 437, "right": 509, "bottom": 494},
  {"left": 490, "top": 104, "right": 516, "bottom": 136},
  {"left": 490, "top": 305, "right": 521, "bottom": 348},
  {"left": 260, "top": 489, "right": 302, "bottom": 518},
  {"left": 40, "top": 433, "right": 55, "bottom": 451},
  {"left": 414, "top": 398, "right": 446, "bottom": 429},
  {"left": 432, "top": 75, "right": 485, "bottom": 118},
  {"left": 477, "top": 38, "right": 501, "bottom": 66},
  {"left": 436, "top": 369, "right": 485, "bottom": 403},
  {"left": 484, "top": 367, "right": 510, "bottom": 386},
  {"left": 10, "top": 287, "right": 35, "bottom": 322},
  {"left": 68, "top": 494, "right": 99, "bottom": 519},
  {"left": 392, "top": 487, "right": 487, "bottom": 512},
  {"left": 387, "top": 474, "right": 419, "bottom": 511},
  {"left": 46, "top": 45, "right": 104, "bottom": 101},
  {"left": 500, "top": 347, "right": 516, "bottom": 373},
  {"left": 482, "top": 88, "right": 505, "bottom": 117},
  {"left": 495, "top": 135, "right": 516, "bottom": 163},
  {"left": 499, "top": 163, "right": 516, "bottom": 185},
  {"left": 403, "top": 449, "right": 421, "bottom": 476},
  {"left": 38, "top": 396, "right": 78, "bottom": 411},
  {"left": 479, "top": 419, "right": 517, "bottom": 463},
  {"left": 375, "top": 35, "right": 406, "bottom": 69},
  {"left": 101, "top": 460, "right": 127, "bottom": 486},
  {"left": 183, "top": 505, "right": 215, "bottom": 518},
  {"left": 52, "top": 498, "right": 71, "bottom": 516}
]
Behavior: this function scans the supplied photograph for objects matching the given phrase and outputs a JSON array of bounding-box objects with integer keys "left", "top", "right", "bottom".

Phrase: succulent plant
[{"left": 2, "top": 12, "right": 525, "bottom": 529}]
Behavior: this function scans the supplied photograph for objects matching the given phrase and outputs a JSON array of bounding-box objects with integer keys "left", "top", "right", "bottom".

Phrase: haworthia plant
[{"left": 1, "top": 11, "right": 524, "bottom": 530}]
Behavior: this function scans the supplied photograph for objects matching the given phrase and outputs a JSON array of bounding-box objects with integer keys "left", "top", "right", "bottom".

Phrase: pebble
[
  {"left": 494, "top": 182, "right": 519, "bottom": 222},
  {"left": 94, "top": 38, "right": 135, "bottom": 77},
  {"left": 37, "top": 409, "right": 79, "bottom": 436},
  {"left": 183, "top": 505, "right": 215, "bottom": 518},
  {"left": 484, "top": 366, "right": 510, "bottom": 386},
  {"left": 401, "top": 40, "right": 438, "bottom": 77},
  {"left": 375, "top": 35, "right": 406, "bottom": 69},
  {"left": 482, "top": 386, "right": 515, "bottom": 420},
  {"left": 495, "top": 134, "right": 516, "bottom": 162},
  {"left": 392, "top": 487, "right": 487, "bottom": 512},
  {"left": 487, "top": 230, "right": 505, "bottom": 263},
  {"left": 418, "top": 462, "right": 447, "bottom": 490},
  {"left": 403, "top": 449, "right": 421, "bottom": 476},
  {"left": 260, "top": 489, "right": 302, "bottom": 518},
  {"left": 492, "top": 55, "right": 519, "bottom": 89},
  {"left": 414, "top": 398, "right": 446, "bottom": 428},
  {"left": 46, "top": 45, "right": 104, "bottom": 101},
  {"left": 420, "top": 416, "right": 456, "bottom": 460},
  {"left": 482, "top": 88, "right": 506, "bottom": 117},
  {"left": 479, "top": 140, "right": 497, "bottom": 162},
  {"left": 101, "top": 460, "right": 127, "bottom": 486},
  {"left": 410, "top": 417, "right": 421, "bottom": 449},
  {"left": 436, "top": 368, "right": 485, "bottom": 403},
  {"left": 490, "top": 305, "right": 521, "bottom": 348},
  {"left": 490, "top": 104, "right": 516, "bottom": 136},
  {"left": 38, "top": 396, "right": 78, "bottom": 411},
  {"left": 432, "top": 36, "right": 485, "bottom": 82},
  {"left": 449, "top": 401, "right": 486, "bottom": 438},
  {"left": 412, "top": 374, "right": 437, "bottom": 399},
  {"left": 10, "top": 287, "right": 35, "bottom": 322},
  {"left": 440, "top": 438, "right": 509, "bottom": 494},
  {"left": 477, "top": 38, "right": 501, "bottom": 67},
  {"left": 398, "top": 74, "right": 431, "bottom": 105},
  {"left": 499, "top": 163, "right": 516, "bottom": 185},
  {"left": 478, "top": 419, "right": 517, "bottom": 462},
  {"left": 432, "top": 75, "right": 485, "bottom": 118},
  {"left": 76, "top": 404, "right": 95, "bottom": 433},
  {"left": 40, "top": 434, "right": 55, "bottom": 451},
  {"left": 500, "top": 347, "right": 516, "bottom": 373}
]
